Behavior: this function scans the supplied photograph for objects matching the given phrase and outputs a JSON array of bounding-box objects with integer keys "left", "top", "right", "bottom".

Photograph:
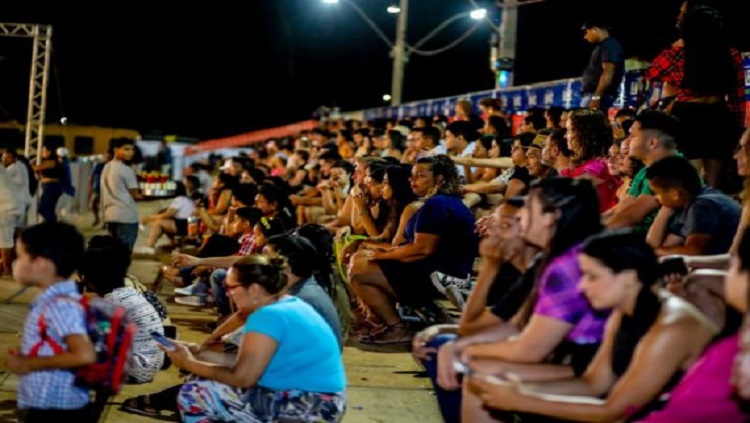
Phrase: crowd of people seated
[{"left": 2, "top": 1, "right": 750, "bottom": 421}]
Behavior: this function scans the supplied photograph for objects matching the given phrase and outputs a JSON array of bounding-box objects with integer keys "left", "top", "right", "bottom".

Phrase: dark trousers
[
  {"left": 106, "top": 222, "right": 139, "bottom": 252},
  {"left": 422, "top": 333, "right": 461, "bottom": 423},
  {"left": 38, "top": 184, "right": 63, "bottom": 223}
]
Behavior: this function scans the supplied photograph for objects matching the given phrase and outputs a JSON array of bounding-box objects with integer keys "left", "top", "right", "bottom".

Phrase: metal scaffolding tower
[{"left": 0, "top": 23, "right": 52, "bottom": 163}]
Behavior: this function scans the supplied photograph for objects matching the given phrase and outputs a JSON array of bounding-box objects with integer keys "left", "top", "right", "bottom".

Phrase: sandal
[
  {"left": 352, "top": 321, "right": 385, "bottom": 337},
  {"left": 358, "top": 323, "right": 412, "bottom": 345},
  {"left": 120, "top": 395, "right": 161, "bottom": 417}
]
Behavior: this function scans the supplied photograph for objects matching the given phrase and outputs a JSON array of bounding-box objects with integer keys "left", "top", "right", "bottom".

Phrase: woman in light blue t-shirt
[{"left": 160, "top": 255, "right": 346, "bottom": 423}]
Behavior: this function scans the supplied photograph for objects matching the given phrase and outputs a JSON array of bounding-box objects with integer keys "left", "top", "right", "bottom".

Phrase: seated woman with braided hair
[
  {"left": 349, "top": 155, "right": 478, "bottom": 344},
  {"left": 161, "top": 255, "right": 346, "bottom": 423}
]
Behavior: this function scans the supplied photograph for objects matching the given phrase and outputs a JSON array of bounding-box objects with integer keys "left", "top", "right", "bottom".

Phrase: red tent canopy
[{"left": 185, "top": 120, "right": 317, "bottom": 155}]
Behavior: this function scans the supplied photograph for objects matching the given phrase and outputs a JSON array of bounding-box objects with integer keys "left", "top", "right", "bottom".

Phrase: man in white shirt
[
  {"left": 2, "top": 149, "right": 31, "bottom": 227},
  {"left": 102, "top": 138, "right": 143, "bottom": 251},
  {"left": 0, "top": 165, "right": 22, "bottom": 276}
]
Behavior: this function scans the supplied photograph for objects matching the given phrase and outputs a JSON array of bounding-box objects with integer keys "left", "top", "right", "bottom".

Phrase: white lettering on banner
[
  {"left": 563, "top": 88, "right": 573, "bottom": 108},
  {"left": 512, "top": 96, "right": 522, "bottom": 109},
  {"left": 745, "top": 69, "right": 750, "bottom": 87},
  {"left": 544, "top": 90, "right": 555, "bottom": 107},
  {"left": 528, "top": 94, "right": 538, "bottom": 107}
]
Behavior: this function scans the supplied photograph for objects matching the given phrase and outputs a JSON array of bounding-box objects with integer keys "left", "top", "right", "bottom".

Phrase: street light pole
[
  {"left": 495, "top": 0, "right": 518, "bottom": 88},
  {"left": 390, "top": 0, "right": 408, "bottom": 106}
]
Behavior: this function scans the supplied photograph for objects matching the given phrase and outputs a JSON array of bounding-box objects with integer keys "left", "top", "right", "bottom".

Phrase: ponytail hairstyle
[{"left": 231, "top": 255, "right": 288, "bottom": 295}]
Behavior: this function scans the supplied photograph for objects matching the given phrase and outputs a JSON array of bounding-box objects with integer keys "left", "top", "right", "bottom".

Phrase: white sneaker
[
  {"left": 133, "top": 246, "right": 156, "bottom": 255},
  {"left": 430, "top": 271, "right": 470, "bottom": 295},
  {"left": 174, "top": 280, "right": 208, "bottom": 296},
  {"left": 430, "top": 271, "right": 471, "bottom": 310},
  {"left": 445, "top": 285, "right": 468, "bottom": 311}
]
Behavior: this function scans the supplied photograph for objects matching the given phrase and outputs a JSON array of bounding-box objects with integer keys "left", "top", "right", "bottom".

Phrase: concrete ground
[{"left": 0, "top": 202, "right": 441, "bottom": 422}]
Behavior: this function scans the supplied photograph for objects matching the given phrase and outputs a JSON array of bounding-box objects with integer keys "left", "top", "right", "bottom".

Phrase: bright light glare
[
  {"left": 322, "top": 0, "right": 339, "bottom": 4},
  {"left": 498, "top": 70, "right": 510, "bottom": 89},
  {"left": 387, "top": 5, "right": 401, "bottom": 14},
  {"left": 470, "top": 8, "right": 487, "bottom": 20},
  {"left": 383, "top": 94, "right": 393, "bottom": 102}
]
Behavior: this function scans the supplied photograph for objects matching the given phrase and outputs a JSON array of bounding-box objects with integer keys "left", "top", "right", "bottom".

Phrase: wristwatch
[{"left": 591, "top": 95, "right": 601, "bottom": 100}]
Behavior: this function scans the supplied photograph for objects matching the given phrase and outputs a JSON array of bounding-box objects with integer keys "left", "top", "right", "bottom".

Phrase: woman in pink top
[
  {"left": 561, "top": 110, "right": 621, "bottom": 212},
  {"left": 640, "top": 227, "right": 750, "bottom": 422}
]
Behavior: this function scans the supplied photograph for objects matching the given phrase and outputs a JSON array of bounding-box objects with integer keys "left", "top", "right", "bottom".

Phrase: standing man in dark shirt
[{"left": 580, "top": 20, "right": 625, "bottom": 112}]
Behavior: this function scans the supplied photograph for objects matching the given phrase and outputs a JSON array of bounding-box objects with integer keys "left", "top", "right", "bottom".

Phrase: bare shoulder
[
  {"left": 655, "top": 290, "right": 718, "bottom": 335},
  {"left": 405, "top": 201, "right": 424, "bottom": 214}
]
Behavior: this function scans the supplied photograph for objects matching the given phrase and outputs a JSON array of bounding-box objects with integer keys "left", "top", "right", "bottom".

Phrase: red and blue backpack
[{"left": 29, "top": 295, "right": 136, "bottom": 395}]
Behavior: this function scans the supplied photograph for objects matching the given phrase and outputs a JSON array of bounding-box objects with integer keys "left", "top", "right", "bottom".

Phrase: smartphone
[
  {"left": 150, "top": 331, "right": 176, "bottom": 351},
  {"left": 453, "top": 358, "right": 471, "bottom": 375},
  {"left": 453, "top": 358, "right": 511, "bottom": 385},
  {"left": 660, "top": 256, "right": 689, "bottom": 278}
]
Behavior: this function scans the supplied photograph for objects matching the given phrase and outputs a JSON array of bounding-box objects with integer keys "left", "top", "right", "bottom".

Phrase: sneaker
[
  {"left": 174, "top": 280, "right": 208, "bottom": 296},
  {"left": 133, "top": 246, "right": 156, "bottom": 255},
  {"left": 175, "top": 295, "right": 208, "bottom": 307},
  {"left": 430, "top": 271, "right": 470, "bottom": 295},
  {"left": 445, "top": 285, "right": 468, "bottom": 311}
]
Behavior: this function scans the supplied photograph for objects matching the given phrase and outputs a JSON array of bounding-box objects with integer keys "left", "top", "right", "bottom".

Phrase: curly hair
[
  {"left": 568, "top": 109, "right": 612, "bottom": 166},
  {"left": 416, "top": 154, "right": 461, "bottom": 196}
]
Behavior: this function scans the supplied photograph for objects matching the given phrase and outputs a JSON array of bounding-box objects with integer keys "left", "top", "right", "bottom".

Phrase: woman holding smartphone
[
  {"left": 467, "top": 230, "right": 718, "bottom": 422},
  {"left": 159, "top": 255, "right": 346, "bottom": 423}
]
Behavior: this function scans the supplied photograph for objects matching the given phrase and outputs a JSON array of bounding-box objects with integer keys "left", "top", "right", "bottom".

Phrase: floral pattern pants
[{"left": 178, "top": 377, "right": 346, "bottom": 422}]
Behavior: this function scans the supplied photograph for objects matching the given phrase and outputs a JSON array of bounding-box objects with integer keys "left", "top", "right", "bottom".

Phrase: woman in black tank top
[{"left": 468, "top": 230, "right": 717, "bottom": 422}]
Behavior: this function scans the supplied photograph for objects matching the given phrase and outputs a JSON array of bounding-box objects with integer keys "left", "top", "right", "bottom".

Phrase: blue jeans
[
  {"left": 422, "top": 333, "right": 461, "bottom": 423},
  {"left": 39, "top": 183, "right": 63, "bottom": 223},
  {"left": 210, "top": 269, "right": 230, "bottom": 317},
  {"left": 107, "top": 222, "right": 138, "bottom": 252}
]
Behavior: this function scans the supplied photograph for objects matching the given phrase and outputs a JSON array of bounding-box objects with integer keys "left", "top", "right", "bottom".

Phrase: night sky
[{"left": 0, "top": 0, "right": 748, "bottom": 140}]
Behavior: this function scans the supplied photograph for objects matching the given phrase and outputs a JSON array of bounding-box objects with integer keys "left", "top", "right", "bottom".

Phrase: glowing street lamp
[
  {"left": 387, "top": 5, "right": 401, "bottom": 14},
  {"left": 470, "top": 8, "right": 487, "bottom": 20}
]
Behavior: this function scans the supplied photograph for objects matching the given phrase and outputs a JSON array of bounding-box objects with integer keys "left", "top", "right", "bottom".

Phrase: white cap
[{"left": 56, "top": 147, "right": 69, "bottom": 157}]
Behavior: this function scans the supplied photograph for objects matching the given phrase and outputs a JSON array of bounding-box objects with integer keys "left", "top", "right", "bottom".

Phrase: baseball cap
[{"left": 527, "top": 133, "right": 550, "bottom": 150}]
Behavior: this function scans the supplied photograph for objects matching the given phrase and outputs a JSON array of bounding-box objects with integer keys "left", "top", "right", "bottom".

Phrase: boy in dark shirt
[{"left": 646, "top": 156, "right": 741, "bottom": 256}]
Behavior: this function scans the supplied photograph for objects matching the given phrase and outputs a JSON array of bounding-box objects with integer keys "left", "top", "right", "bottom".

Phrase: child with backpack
[
  {"left": 6, "top": 222, "right": 96, "bottom": 421},
  {"left": 79, "top": 235, "right": 165, "bottom": 383}
]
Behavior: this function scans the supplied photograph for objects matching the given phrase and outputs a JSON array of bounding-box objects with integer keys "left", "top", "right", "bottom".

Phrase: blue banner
[{"left": 361, "top": 71, "right": 645, "bottom": 120}]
